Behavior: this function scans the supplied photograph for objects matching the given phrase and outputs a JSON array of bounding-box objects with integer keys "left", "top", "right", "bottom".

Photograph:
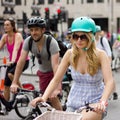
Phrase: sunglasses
[
  {"left": 37, "top": 53, "right": 42, "bottom": 64},
  {"left": 72, "top": 34, "right": 88, "bottom": 41}
]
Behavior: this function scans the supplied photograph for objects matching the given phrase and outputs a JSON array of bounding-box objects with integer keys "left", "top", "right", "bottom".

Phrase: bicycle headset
[{"left": 27, "top": 16, "right": 46, "bottom": 29}]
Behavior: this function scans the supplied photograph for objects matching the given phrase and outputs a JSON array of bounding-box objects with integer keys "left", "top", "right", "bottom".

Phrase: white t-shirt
[{"left": 96, "top": 36, "right": 112, "bottom": 57}]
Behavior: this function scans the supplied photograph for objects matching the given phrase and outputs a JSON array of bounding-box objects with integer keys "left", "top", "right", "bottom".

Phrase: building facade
[{"left": 0, "top": 0, "right": 120, "bottom": 34}]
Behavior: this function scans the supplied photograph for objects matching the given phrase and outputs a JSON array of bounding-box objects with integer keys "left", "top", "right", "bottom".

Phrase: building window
[
  {"left": 5, "top": 0, "right": 13, "bottom": 2},
  {"left": 24, "top": 0, "right": 26, "bottom": 5},
  {"left": 81, "top": 0, "right": 84, "bottom": 4},
  {"left": 116, "top": 0, "right": 120, "bottom": 2},
  {"left": 67, "top": 0, "right": 74, "bottom": 4},
  {"left": 67, "top": 0, "right": 69, "bottom": 4},
  {"left": 15, "top": 0, "right": 21, "bottom": 5},
  {"left": 38, "top": 0, "right": 44, "bottom": 4},
  {"left": 97, "top": 0, "right": 104, "bottom": 3},
  {"left": 72, "top": 0, "right": 74, "bottom": 4},
  {"left": 48, "top": 0, "right": 54, "bottom": 4},
  {"left": 87, "top": 0, "right": 93, "bottom": 3}
]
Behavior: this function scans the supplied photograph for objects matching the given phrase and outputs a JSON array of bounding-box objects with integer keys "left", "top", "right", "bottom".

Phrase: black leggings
[{"left": 4, "top": 60, "right": 29, "bottom": 86}]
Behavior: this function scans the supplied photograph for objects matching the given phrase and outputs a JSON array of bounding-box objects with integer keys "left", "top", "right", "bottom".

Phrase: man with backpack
[
  {"left": 95, "top": 25, "right": 118, "bottom": 100},
  {"left": 10, "top": 16, "right": 62, "bottom": 110}
]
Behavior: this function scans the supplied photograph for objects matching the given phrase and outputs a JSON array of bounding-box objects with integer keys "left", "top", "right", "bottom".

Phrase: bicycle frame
[
  {"left": 0, "top": 92, "right": 18, "bottom": 112},
  {"left": 0, "top": 64, "right": 8, "bottom": 92}
]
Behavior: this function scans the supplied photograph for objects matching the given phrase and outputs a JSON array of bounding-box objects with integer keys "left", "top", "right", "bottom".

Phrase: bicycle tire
[
  {"left": 0, "top": 102, "right": 2, "bottom": 111},
  {"left": 24, "top": 114, "right": 36, "bottom": 120},
  {"left": 14, "top": 94, "right": 33, "bottom": 119},
  {"left": 61, "top": 85, "right": 70, "bottom": 111},
  {"left": 24, "top": 107, "right": 41, "bottom": 120}
]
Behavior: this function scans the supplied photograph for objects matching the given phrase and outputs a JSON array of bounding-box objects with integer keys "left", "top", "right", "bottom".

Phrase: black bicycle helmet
[{"left": 27, "top": 16, "right": 46, "bottom": 28}]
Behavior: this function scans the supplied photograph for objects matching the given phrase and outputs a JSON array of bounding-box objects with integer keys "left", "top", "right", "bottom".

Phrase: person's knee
[
  {"left": 49, "top": 97, "right": 62, "bottom": 110},
  {"left": 8, "top": 73, "right": 14, "bottom": 81},
  {"left": 4, "top": 85, "right": 10, "bottom": 90},
  {"left": 4, "top": 85, "right": 10, "bottom": 101}
]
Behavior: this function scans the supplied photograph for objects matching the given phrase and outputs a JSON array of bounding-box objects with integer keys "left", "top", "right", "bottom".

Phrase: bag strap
[
  {"left": 46, "top": 35, "right": 52, "bottom": 60},
  {"left": 29, "top": 37, "right": 35, "bottom": 68},
  {"left": 29, "top": 36, "right": 33, "bottom": 52},
  {"left": 100, "top": 37, "right": 104, "bottom": 48}
]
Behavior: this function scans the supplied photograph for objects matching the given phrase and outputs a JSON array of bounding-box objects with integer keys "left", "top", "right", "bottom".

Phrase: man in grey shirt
[{"left": 10, "top": 17, "right": 62, "bottom": 110}]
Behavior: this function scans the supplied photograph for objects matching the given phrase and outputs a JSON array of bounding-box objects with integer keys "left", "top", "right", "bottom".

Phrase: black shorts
[{"left": 4, "top": 60, "right": 29, "bottom": 86}]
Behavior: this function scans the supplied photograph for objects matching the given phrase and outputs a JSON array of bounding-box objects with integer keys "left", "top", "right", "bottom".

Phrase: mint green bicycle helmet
[
  {"left": 71, "top": 16, "right": 96, "bottom": 34},
  {"left": 96, "top": 25, "right": 101, "bottom": 32}
]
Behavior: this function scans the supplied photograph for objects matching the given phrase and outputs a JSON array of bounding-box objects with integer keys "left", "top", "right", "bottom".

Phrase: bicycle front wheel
[{"left": 15, "top": 94, "right": 33, "bottom": 119}]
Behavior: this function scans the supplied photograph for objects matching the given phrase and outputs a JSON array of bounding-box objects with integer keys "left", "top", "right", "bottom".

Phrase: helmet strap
[
  {"left": 82, "top": 47, "right": 88, "bottom": 51},
  {"left": 82, "top": 36, "right": 94, "bottom": 51},
  {"left": 91, "top": 36, "right": 95, "bottom": 42}
]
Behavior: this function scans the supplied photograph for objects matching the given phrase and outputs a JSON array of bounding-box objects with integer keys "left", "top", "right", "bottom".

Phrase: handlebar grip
[
  {"left": 37, "top": 102, "right": 51, "bottom": 107},
  {"left": 37, "top": 102, "right": 55, "bottom": 111},
  {"left": 17, "top": 87, "right": 33, "bottom": 93}
]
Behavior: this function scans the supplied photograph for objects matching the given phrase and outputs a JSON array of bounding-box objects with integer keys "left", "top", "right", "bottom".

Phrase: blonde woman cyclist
[{"left": 31, "top": 16, "right": 114, "bottom": 120}]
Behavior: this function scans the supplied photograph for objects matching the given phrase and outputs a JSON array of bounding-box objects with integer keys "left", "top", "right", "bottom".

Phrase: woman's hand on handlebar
[
  {"left": 90, "top": 101, "right": 107, "bottom": 114},
  {"left": 10, "top": 83, "right": 19, "bottom": 93},
  {"left": 7, "top": 61, "right": 15, "bottom": 66},
  {"left": 30, "top": 97, "right": 45, "bottom": 107}
]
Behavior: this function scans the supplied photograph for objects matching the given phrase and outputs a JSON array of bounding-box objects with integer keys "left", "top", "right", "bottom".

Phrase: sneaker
[
  {"left": 113, "top": 92, "right": 118, "bottom": 100},
  {"left": 0, "top": 107, "right": 8, "bottom": 115}
]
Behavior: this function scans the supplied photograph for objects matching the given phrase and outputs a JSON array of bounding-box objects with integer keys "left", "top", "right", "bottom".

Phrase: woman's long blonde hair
[{"left": 71, "top": 32, "right": 100, "bottom": 76}]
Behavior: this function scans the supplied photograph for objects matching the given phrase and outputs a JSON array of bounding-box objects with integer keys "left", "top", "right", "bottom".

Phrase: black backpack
[
  {"left": 100, "top": 37, "right": 114, "bottom": 60},
  {"left": 29, "top": 33, "right": 68, "bottom": 66}
]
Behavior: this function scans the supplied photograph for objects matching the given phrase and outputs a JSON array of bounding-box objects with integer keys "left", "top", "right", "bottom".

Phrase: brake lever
[{"left": 85, "top": 102, "right": 94, "bottom": 112}]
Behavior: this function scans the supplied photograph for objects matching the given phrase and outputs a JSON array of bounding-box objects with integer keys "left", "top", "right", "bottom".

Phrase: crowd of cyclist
[{"left": 0, "top": 16, "right": 119, "bottom": 120}]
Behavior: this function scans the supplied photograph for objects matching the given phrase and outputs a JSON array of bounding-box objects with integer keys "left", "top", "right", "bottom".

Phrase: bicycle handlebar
[
  {"left": 76, "top": 102, "right": 94, "bottom": 113},
  {"left": 17, "top": 88, "right": 41, "bottom": 94},
  {"left": 17, "top": 88, "right": 34, "bottom": 93},
  {"left": 0, "top": 64, "right": 9, "bottom": 68}
]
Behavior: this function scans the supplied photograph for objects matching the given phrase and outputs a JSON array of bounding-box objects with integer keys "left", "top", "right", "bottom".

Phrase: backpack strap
[
  {"left": 29, "top": 36, "right": 33, "bottom": 52},
  {"left": 100, "top": 37, "right": 104, "bottom": 48},
  {"left": 100, "top": 37, "right": 114, "bottom": 60},
  {"left": 46, "top": 35, "right": 52, "bottom": 60},
  {"left": 29, "top": 36, "right": 35, "bottom": 69}
]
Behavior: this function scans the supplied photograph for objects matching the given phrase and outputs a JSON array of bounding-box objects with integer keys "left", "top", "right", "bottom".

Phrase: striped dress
[{"left": 66, "top": 67, "right": 104, "bottom": 111}]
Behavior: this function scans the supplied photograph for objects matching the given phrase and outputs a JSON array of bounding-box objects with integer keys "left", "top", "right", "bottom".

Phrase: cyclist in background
[
  {"left": 112, "top": 34, "right": 120, "bottom": 70},
  {"left": 112, "top": 34, "right": 120, "bottom": 49},
  {"left": 95, "top": 25, "right": 118, "bottom": 100},
  {"left": 0, "top": 18, "right": 29, "bottom": 101},
  {"left": 66, "top": 28, "right": 72, "bottom": 49},
  {"left": 10, "top": 17, "right": 62, "bottom": 110},
  {"left": 30, "top": 16, "right": 115, "bottom": 120}
]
